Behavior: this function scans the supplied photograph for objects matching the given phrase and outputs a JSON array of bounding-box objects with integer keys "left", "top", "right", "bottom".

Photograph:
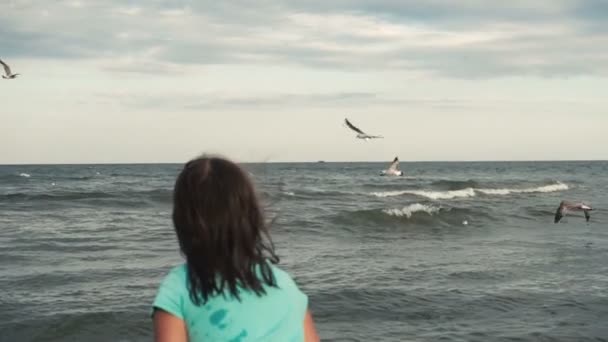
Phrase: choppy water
[{"left": 1, "top": 161, "right": 607, "bottom": 341}]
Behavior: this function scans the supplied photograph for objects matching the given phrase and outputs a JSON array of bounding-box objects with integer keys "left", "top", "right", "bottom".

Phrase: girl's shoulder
[
  {"left": 266, "top": 263, "right": 306, "bottom": 300},
  {"left": 152, "top": 264, "right": 189, "bottom": 320},
  {"left": 267, "top": 263, "right": 297, "bottom": 284},
  {"left": 159, "top": 262, "right": 296, "bottom": 289},
  {"left": 163, "top": 263, "right": 188, "bottom": 284},
  {"left": 157, "top": 261, "right": 304, "bottom": 300}
]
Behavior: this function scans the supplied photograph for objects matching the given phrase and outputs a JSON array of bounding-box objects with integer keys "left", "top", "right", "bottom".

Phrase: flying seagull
[
  {"left": 381, "top": 157, "right": 403, "bottom": 176},
  {"left": 344, "top": 118, "right": 383, "bottom": 141},
  {"left": 554, "top": 201, "right": 593, "bottom": 223},
  {"left": 0, "top": 59, "right": 19, "bottom": 79}
]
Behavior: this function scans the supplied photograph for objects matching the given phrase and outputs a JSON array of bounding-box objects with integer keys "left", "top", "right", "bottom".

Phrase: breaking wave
[
  {"left": 331, "top": 203, "right": 485, "bottom": 227},
  {"left": 382, "top": 203, "right": 441, "bottom": 218},
  {"left": 371, "top": 182, "right": 568, "bottom": 199},
  {"left": 371, "top": 188, "right": 476, "bottom": 200},
  {"left": 476, "top": 182, "right": 569, "bottom": 195}
]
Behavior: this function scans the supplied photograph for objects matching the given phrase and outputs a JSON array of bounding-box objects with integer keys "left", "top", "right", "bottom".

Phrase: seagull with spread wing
[
  {"left": 554, "top": 201, "right": 593, "bottom": 223},
  {"left": 344, "top": 118, "right": 383, "bottom": 141},
  {"left": 381, "top": 157, "right": 403, "bottom": 176},
  {"left": 0, "top": 58, "right": 20, "bottom": 79}
]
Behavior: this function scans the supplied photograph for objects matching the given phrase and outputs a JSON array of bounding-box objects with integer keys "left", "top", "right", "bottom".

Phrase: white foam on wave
[
  {"left": 372, "top": 188, "right": 476, "bottom": 200},
  {"left": 19, "top": 173, "right": 31, "bottom": 178},
  {"left": 477, "top": 182, "right": 569, "bottom": 195},
  {"left": 383, "top": 203, "right": 441, "bottom": 218},
  {"left": 384, "top": 175, "right": 417, "bottom": 180},
  {"left": 371, "top": 182, "right": 568, "bottom": 199},
  {"left": 409, "top": 188, "right": 476, "bottom": 200},
  {"left": 283, "top": 191, "right": 296, "bottom": 196}
]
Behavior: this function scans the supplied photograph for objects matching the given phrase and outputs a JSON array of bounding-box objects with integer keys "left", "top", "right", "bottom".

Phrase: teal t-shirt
[{"left": 152, "top": 263, "right": 308, "bottom": 342}]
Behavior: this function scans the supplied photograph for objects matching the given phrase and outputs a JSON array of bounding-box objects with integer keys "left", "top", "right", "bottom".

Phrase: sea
[{"left": 1, "top": 161, "right": 607, "bottom": 342}]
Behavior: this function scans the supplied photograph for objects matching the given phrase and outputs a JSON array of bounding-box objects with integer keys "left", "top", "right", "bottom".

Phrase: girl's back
[
  {"left": 152, "top": 156, "right": 318, "bottom": 342},
  {"left": 154, "top": 263, "right": 308, "bottom": 341}
]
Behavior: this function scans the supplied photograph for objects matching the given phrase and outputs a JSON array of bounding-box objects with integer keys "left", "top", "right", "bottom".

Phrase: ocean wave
[
  {"left": 296, "top": 188, "right": 359, "bottom": 198},
  {"left": 2, "top": 173, "right": 111, "bottom": 182},
  {"left": 371, "top": 182, "right": 568, "bottom": 199},
  {"left": 65, "top": 175, "right": 96, "bottom": 181},
  {"left": 332, "top": 204, "right": 481, "bottom": 227},
  {"left": 371, "top": 188, "right": 476, "bottom": 200},
  {"left": 382, "top": 203, "right": 441, "bottom": 218},
  {"left": 1, "top": 189, "right": 173, "bottom": 205},
  {"left": 430, "top": 180, "right": 479, "bottom": 190},
  {"left": 476, "top": 182, "right": 569, "bottom": 195},
  {"left": 261, "top": 187, "right": 355, "bottom": 201},
  {"left": 3, "top": 191, "right": 113, "bottom": 201}
]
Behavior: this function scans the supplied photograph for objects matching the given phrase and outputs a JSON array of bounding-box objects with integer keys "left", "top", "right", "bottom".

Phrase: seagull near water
[
  {"left": 0, "top": 58, "right": 20, "bottom": 79},
  {"left": 344, "top": 118, "right": 383, "bottom": 141},
  {"left": 554, "top": 201, "right": 593, "bottom": 223},
  {"left": 381, "top": 157, "right": 404, "bottom": 176}
]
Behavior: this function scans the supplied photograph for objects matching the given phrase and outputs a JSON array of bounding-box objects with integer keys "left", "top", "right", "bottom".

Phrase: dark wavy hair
[{"left": 172, "top": 156, "right": 279, "bottom": 305}]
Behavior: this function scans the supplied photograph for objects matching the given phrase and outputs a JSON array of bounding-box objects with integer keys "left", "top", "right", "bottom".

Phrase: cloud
[
  {"left": 97, "top": 90, "right": 583, "bottom": 111},
  {"left": 1, "top": 0, "right": 607, "bottom": 78},
  {"left": 95, "top": 91, "right": 383, "bottom": 110}
]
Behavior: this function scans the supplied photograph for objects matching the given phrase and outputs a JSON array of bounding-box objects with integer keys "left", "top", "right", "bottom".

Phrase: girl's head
[{"left": 172, "top": 156, "right": 278, "bottom": 305}]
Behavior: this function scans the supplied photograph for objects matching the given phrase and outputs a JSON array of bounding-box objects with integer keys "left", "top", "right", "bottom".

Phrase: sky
[{"left": 1, "top": 0, "right": 607, "bottom": 164}]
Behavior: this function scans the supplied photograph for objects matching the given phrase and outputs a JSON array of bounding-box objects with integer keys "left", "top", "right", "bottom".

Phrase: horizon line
[{"left": 1, "top": 158, "right": 606, "bottom": 166}]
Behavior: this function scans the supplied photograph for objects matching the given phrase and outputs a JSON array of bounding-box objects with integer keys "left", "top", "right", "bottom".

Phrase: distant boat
[{"left": 317, "top": 160, "right": 326, "bottom": 163}]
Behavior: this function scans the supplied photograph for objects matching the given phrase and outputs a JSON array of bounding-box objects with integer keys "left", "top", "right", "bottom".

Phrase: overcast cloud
[{"left": 1, "top": 0, "right": 607, "bottom": 163}]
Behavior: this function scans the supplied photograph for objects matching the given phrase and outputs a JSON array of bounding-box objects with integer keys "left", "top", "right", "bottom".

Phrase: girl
[{"left": 153, "top": 156, "right": 319, "bottom": 342}]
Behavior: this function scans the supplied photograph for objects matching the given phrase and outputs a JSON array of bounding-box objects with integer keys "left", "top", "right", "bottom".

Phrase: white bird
[
  {"left": 554, "top": 201, "right": 592, "bottom": 223},
  {"left": 380, "top": 157, "right": 403, "bottom": 176},
  {"left": 344, "top": 118, "right": 383, "bottom": 141},
  {"left": 0, "top": 58, "right": 20, "bottom": 79}
]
